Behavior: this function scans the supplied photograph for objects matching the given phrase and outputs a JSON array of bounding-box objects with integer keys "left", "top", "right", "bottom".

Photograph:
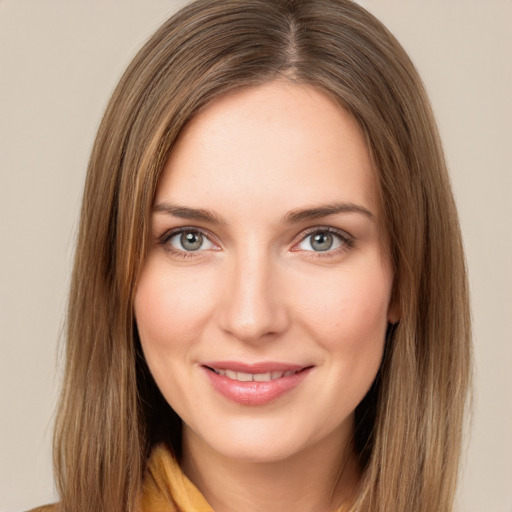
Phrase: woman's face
[{"left": 135, "top": 82, "right": 396, "bottom": 463}]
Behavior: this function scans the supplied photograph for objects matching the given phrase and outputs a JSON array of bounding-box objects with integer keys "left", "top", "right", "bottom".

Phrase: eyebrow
[
  {"left": 153, "top": 201, "right": 374, "bottom": 225},
  {"left": 282, "top": 202, "right": 374, "bottom": 224},
  {"left": 153, "top": 203, "right": 227, "bottom": 225}
]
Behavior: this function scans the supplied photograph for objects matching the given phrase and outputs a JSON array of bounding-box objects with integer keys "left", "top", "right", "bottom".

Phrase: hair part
[{"left": 53, "top": 1, "right": 472, "bottom": 511}]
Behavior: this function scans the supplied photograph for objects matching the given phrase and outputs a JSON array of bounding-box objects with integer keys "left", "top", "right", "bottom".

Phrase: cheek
[
  {"left": 134, "top": 257, "right": 216, "bottom": 360},
  {"left": 133, "top": 256, "right": 221, "bottom": 420},
  {"left": 291, "top": 259, "right": 392, "bottom": 362}
]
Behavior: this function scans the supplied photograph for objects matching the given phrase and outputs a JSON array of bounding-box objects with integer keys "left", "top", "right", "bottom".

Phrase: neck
[{"left": 181, "top": 422, "right": 360, "bottom": 512}]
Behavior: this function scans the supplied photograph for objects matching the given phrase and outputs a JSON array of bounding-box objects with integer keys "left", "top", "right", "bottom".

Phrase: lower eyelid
[{"left": 173, "top": 233, "right": 213, "bottom": 251}]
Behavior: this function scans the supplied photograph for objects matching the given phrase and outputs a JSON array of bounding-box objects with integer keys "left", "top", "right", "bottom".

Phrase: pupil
[
  {"left": 311, "top": 232, "right": 333, "bottom": 251},
  {"left": 181, "top": 232, "right": 202, "bottom": 251}
]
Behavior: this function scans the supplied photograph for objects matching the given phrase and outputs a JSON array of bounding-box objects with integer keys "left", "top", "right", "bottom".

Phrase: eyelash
[
  {"left": 158, "top": 226, "right": 354, "bottom": 259},
  {"left": 293, "top": 226, "right": 354, "bottom": 257},
  {"left": 158, "top": 227, "right": 219, "bottom": 259}
]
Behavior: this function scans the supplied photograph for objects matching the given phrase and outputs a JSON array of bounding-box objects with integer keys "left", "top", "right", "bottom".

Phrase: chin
[
  {"left": 210, "top": 436, "right": 305, "bottom": 463},
  {"left": 185, "top": 414, "right": 345, "bottom": 464}
]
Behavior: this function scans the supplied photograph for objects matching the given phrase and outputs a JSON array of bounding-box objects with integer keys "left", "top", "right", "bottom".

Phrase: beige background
[{"left": 1, "top": 1, "right": 511, "bottom": 511}]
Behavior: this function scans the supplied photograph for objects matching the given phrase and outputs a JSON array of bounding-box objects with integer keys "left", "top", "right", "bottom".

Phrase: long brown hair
[{"left": 53, "top": 1, "right": 471, "bottom": 511}]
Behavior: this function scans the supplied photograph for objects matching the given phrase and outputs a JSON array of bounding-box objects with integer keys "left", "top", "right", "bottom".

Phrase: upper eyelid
[
  {"left": 290, "top": 227, "right": 354, "bottom": 256},
  {"left": 292, "top": 225, "right": 353, "bottom": 243},
  {"left": 159, "top": 227, "right": 220, "bottom": 257},
  {"left": 159, "top": 226, "right": 217, "bottom": 244}
]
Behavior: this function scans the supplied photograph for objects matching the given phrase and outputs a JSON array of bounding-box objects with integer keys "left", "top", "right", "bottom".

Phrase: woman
[{"left": 33, "top": 0, "right": 471, "bottom": 511}]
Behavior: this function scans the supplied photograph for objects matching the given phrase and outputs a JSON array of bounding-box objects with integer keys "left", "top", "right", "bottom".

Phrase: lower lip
[{"left": 202, "top": 367, "right": 312, "bottom": 406}]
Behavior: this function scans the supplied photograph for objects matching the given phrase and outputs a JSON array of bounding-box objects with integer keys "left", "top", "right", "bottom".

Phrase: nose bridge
[{"left": 219, "top": 242, "right": 288, "bottom": 342}]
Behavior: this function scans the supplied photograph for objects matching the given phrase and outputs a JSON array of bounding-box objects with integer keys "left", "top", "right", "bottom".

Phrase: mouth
[
  {"left": 206, "top": 367, "right": 304, "bottom": 382},
  {"left": 201, "top": 361, "right": 314, "bottom": 405}
]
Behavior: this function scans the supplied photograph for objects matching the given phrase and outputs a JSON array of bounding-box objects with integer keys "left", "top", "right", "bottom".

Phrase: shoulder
[{"left": 26, "top": 505, "right": 58, "bottom": 512}]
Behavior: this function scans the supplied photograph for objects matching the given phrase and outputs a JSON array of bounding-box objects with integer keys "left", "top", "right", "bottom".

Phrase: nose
[{"left": 217, "top": 249, "right": 290, "bottom": 343}]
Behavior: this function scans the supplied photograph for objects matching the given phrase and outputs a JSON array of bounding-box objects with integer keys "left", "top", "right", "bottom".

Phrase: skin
[{"left": 134, "top": 81, "right": 397, "bottom": 512}]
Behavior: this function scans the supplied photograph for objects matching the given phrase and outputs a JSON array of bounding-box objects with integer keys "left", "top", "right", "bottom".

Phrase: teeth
[
  {"left": 225, "top": 369, "right": 238, "bottom": 380},
  {"left": 253, "top": 373, "right": 272, "bottom": 382},
  {"left": 212, "top": 368, "right": 299, "bottom": 381},
  {"left": 236, "top": 371, "right": 253, "bottom": 382}
]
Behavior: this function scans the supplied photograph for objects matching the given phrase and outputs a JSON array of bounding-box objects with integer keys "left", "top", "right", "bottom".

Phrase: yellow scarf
[
  {"left": 141, "top": 444, "right": 213, "bottom": 512},
  {"left": 142, "top": 444, "right": 349, "bottom": 512}
]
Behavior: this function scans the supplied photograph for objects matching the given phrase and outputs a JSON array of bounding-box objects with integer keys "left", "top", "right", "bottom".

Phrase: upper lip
[{"left": 201, "top": 361, "right": 311, "bottom": 373}]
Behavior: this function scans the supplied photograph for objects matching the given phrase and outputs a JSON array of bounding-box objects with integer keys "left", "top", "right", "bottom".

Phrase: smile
[
  {"left": 209, "top": 368, "right": 301, "bottom": 382},
  {"left": 201, "top": 362, "right": 313, "bottom": 406}
]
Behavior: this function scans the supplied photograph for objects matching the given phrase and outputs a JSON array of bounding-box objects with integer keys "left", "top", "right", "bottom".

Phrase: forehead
[{"left": 155, "top": 81, "right": 378, "bottom": 218}]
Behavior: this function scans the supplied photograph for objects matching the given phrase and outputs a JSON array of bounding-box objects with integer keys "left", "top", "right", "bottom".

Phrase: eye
[
  {"left": 295, "top": 228, "right": 352, "bottom": 253},
  {"left": 163, "top": 228, "right": 216, "bottom": 253}
]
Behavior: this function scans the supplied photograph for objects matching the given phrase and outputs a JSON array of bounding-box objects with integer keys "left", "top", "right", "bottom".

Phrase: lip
[
  {"left": 202, "top": 361, "right": 307, "bottom": 373},
  {"left": 201, "top": 361, "right": 313, "bottom": 406}
]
